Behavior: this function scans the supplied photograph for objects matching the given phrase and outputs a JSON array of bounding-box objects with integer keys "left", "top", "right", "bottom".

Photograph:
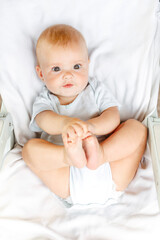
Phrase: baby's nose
[{"left": 63, "top": 71, "right": 73, "bottom": 80}]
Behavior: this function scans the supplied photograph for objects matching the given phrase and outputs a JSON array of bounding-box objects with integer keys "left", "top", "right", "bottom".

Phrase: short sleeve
[
  {"left": 29, "top": 86, "right": 53, "bottom": 132},
  {"left": 89, "top": 77, "right": 120, "bottom": 113}
]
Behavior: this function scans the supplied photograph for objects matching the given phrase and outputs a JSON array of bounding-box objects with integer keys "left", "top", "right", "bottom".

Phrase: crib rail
[
  {"left": 148, "top": 116, "right": 160, "bottom": 209},
  {"left": 0, "top": 99, "right": 15, "bottom": 169}
]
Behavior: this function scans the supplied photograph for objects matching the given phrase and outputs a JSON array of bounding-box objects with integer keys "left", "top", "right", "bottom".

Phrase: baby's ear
[{"left": 36, "top": 65, "right": 44, "bottom": 80}]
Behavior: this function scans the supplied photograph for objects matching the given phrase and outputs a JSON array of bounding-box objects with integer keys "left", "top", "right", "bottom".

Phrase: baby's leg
[
  {"left": 22, "top": 136, "right": 86, "bottom": 171},
  {"left": 28, "top": 164, "right": 70, "bottom": 199},
  {"left": 83, "top": 134, "right": 104, "bottom": 170},
  {"left": 85, "top": 119, "right": 147, "bottom": 190},
  {"left": 101, "top": 119, "right": 147, "bottom": 190},
  {"left": 101, "top": 119, "right": 147, "bottom": 163},
  {"left": 22, "top": 134, "right": 86, "bottom": 198},
  {"left": 62, "top": 132, "right": 87, "bottom": 168}
]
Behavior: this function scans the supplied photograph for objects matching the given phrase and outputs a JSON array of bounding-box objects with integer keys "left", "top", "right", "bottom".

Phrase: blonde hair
[{"left": 36, "top": 24, "right": 87, "bottom": 64}]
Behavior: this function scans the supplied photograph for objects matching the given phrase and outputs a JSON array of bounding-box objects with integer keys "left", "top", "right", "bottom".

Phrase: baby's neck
[{"left": 57, "top": 95, "right": 78, "bottom": 105}]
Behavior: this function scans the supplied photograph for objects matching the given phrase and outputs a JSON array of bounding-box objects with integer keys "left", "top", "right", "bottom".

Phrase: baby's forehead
[
  {"left": 40, "top": 39, "right": 87, "bottom": 56},
  {"left": 37, "top": 38, "right": 88, "bottom": 66}
]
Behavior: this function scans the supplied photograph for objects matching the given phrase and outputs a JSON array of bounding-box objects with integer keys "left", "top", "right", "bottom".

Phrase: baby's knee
[
  {"left": 22, "top": 138, "right": 39, "bottom": 163},
  {"left": 125, "top": 119, "right": 147, "bottom": 133},
  {"left": 126, "top": 119, "right": 147, "bottom": 135}
]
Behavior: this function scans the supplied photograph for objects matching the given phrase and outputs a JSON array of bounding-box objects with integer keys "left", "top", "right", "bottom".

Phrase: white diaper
[{"left": 69, "top": 163, "right": 123, "bottom": 206}]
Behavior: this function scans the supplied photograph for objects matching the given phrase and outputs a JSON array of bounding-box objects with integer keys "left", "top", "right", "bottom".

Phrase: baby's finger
[
  {"left": 72, "top": 123, "right": 84, "bottom": 137},
  {"left": 78, "top": 122, "right": 89, "bottom": 135},
  {"left": 67, "top": 126, "right": 77, "bottom": 140},
  {"left": 62, "top": 131, "right": 68, "bottom": 145}
]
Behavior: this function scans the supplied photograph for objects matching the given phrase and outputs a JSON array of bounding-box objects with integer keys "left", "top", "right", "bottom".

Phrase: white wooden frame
[
  {"left": 148, "top": 116, "right": 160, "bottom": 208},
  {"left": 0, "top": 101, "right": 14, "bottom": 168}
]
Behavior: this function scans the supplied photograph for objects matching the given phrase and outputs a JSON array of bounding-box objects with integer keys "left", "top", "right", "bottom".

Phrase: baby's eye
[
  {"left": 52, "top": 66, "right": 61, "bottom": 72},
  {"left": 73, "top": 64, "right": 81, "bottom": 70}
]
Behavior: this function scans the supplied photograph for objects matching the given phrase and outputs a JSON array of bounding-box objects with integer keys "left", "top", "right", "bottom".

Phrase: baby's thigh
[
  {"left": 109, "top": 149, "right": 142, "bottom": 191},
  {"left": 30, "top": 165, "right": 70, "bottom": 199}
]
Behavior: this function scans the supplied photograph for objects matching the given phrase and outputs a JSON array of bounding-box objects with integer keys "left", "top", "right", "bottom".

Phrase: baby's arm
[
  {"left": 87, "top": 107, "right": 120, "bottom": 135},
  {"left": 35, "top": 110, "right": 91, "bottom": 137},
  {"left": 35, "top": 110, "right": 70, "bottom": 135}
]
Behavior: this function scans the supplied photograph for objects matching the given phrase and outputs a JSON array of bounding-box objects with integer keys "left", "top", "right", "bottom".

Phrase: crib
[{"left": 0, "top": 0, "right": 160, "bottom": 239}]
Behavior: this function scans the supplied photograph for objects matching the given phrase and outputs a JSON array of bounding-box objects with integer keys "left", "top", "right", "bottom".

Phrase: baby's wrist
[
  {"left": 87, "top": 121, "right": 95, "bottom": 134},
  {"left": 62, "top": 116, "right": 72, "bottom": 130}
]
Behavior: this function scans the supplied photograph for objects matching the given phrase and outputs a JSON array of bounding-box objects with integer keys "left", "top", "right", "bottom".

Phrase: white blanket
[
  {"left": 0, "top": 0, "right": 160, "bottom": 239},
  {"left": 0, "top": 145, "right": 159, "bottom": 239}
]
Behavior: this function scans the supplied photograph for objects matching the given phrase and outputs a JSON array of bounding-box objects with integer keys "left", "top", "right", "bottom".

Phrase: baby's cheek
[
  {"left": 45, "top": 79, "right": 57, "bottom": 92},
  {"left": 78, "top": 71, "right": 88, "bottom": 80}
]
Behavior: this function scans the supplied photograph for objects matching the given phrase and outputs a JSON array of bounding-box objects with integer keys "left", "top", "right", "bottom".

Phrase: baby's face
[{"left": 36, "top": 42, "right": 89, "bottom": 105}]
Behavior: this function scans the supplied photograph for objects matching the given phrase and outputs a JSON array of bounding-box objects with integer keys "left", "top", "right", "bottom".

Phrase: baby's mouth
[{"left": 63, "top": 84, "right": 73, "bottom": 88}]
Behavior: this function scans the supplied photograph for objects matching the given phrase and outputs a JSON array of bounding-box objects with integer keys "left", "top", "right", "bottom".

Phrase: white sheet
[
  {"left": 0, "top": 0, "right": 160, "bottom": 239},
  {"left": 0, "top": 145, "right": 160, "bottom": 239}
]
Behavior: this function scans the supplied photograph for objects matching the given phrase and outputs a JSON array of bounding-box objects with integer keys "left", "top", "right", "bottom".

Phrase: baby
[{"left": 22, "top": 24, "right": 147, "bottom": 205}]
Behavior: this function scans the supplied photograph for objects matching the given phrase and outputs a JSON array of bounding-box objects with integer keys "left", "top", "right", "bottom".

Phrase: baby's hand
[{"left": 62, "top": 118, "right": 92, "bottom": 142}]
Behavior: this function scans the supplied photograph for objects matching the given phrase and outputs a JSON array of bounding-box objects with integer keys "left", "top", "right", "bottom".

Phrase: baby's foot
[
  {"left": 62, "top": 133, "right": 87, "bottom": 168},
  {"left": 83, "top": 134, "right": 105, "bottom": 170}
]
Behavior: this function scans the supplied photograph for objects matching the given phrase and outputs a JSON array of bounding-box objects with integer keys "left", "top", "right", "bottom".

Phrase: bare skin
[
  {"left": 63, "top": 132, "right": 87, "bottom": 168},
  {"left": 83, "top": 134, "right": 104, "bottom": 170}
]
